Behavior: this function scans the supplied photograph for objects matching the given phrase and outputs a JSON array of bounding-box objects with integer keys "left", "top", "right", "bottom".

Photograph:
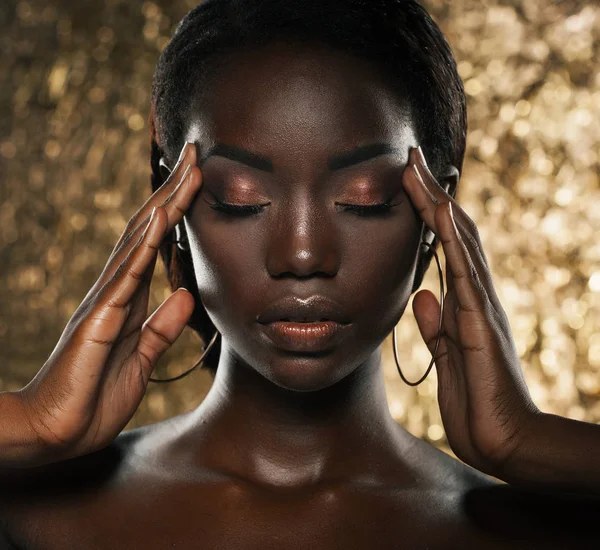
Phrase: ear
[
  {"left": 421, "top": 164, "right": 460, "bottom": 247},
  {"left": 439, "top": 164, "right": 459, "bottom": 199},
  {"left": 158, "top": 156, "right": 173, "bottom": 183},
  {"left": 174, "top": 222, "right": 188, "bottom": 241}
]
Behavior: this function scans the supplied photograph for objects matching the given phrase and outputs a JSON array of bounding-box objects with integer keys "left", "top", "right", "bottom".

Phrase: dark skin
[{"left": 1, "top": 40, "right": 598, "bottom": 549}]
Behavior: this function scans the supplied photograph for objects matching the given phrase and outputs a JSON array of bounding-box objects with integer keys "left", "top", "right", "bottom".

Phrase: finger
[
  {"left": 135, "top": 288, "right": 196, "bottom": 379},
  {"left": 70, "top": 208, "right": 166, "bottom": 382},
  {"left": 97, "top": 149, "right": 200, "bottom": 292},
  {"left": 82, "top": 207, "right": 166, "bottom": 354},
  {"left": 108, "top": 142, "right": 200, "bottom": 266},
  {"left": 409, "top": 147, "right": 490, "bottom": 270},
  {"left": 108, "top": 161, "right": 196, "bottom": 267},
  {"left": 437, "top": 202, "right": 489, "bottom": 315},
  {"left": 111, "top": 141, "right": 194, "bottom": 254},
  {"left": 405, "top": 148, "right": 504, "bottom": 317}
]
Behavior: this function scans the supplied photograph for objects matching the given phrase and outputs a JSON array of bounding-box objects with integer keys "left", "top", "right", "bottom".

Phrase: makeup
[{"left": 261, "top": 320, "right": 350, "bottom": 353}]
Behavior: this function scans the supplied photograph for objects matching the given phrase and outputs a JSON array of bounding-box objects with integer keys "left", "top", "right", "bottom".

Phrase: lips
[
  {"left": 262, "top": 320, "right": 350, "bottom": 352},
  {"left": 279, "top": 317, "right": 331, "bottom": 323},
  {"left": 257, "top": 295, "right": 350, "bottom": 325}
]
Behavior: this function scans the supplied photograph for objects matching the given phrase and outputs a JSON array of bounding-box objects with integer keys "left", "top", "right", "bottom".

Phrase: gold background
[{"left": 0, "top": 0, "right": 598, "bottom": 461}]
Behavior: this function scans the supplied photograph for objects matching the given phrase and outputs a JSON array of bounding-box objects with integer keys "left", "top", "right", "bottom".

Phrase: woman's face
[{"left": 181, "top": 40, "right": 425, "bottom": 391}]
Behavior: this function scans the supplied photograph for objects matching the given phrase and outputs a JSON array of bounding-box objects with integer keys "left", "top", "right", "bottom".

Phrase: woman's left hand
[{"left": 402, "top": 146, "right": 542, "bottom": 478}]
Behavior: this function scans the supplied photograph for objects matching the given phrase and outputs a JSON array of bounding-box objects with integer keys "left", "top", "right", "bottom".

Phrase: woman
[{"left": 0, "top": 0, "right": 599, "bottom": 548}]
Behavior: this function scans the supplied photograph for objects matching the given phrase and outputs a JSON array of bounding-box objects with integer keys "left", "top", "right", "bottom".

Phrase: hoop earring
[
  {"left": 148, "top": 329, "right": 220, "bottom": 383},
  {"left": 170, "top": 238, "right": 189, "bottom": 252},
  {"left": 151, "top": 241, "right": 444, "bottom": 385},
  {"left": 392, "top": 240, "right": 445, "bottom": 387}
]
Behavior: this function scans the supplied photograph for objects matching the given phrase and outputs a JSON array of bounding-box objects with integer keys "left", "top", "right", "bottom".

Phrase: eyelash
[{"left": 209, "top": 198, "right": 400, "bottom": 218}]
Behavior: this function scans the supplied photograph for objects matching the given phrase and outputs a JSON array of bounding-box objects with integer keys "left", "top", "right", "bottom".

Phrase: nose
[{"left": 266, "top": 199, "right": 340, "bottom": 279}]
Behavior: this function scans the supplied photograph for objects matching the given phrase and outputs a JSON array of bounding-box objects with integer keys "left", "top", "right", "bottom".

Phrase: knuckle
[
  {"left": 124, "top": 265, "right": 145, "bottom": 283},
  {"left": 145, "top": 322, "right": 174, "bottom": 348},
  {"left": 123, "top": 215, "right": 139, "bottom": 236},
  {"left": 171, "top": 202, "right": 186, "bottom": 217}
]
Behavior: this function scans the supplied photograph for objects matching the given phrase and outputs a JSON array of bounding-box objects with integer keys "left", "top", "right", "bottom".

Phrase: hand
[
  {"left": 402, "top": 146, "right": 542, "bottom": 477},
  {"left": 11, "top": 141, "right": 202, "bottom": 468}
]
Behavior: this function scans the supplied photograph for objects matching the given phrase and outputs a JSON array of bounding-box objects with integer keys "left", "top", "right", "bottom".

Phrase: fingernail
[
  {"left": 177, "top": 142, "right": 190, "bottom": 165},
  {"left": 412, "top": 164, "right": 426, "bottom": 186},
  {"left": 141, "top": 207, "right": 157, "bottom": 241},
  {"left": 448, "top": 203, "right": 457, "bottom": 231},
  {"left": 417, "top": 146, "right": 428, "bottom": 168}
]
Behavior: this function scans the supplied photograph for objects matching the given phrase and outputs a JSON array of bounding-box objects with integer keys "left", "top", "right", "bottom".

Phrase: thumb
[
  {"left": 412, "top": 289, "right": 441, "bottom": 354},
  {"left": 412, "top": 289, "right": 454, "bottom": 394},
  {"left": 136, "top": 288, "right": 196, "bottom": 376}
]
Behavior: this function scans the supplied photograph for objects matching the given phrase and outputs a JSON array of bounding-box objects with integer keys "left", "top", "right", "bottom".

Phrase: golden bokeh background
[{"left": 0, "top": 0, "right": 598, "bottom": 462}]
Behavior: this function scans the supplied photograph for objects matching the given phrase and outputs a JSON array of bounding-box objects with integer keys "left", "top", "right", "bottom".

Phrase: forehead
[{"left": 185, "top": 40, "right": 415, "bottom": 165}]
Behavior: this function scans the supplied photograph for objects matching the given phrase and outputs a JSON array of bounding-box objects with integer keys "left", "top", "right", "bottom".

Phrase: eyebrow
[{"left": 199, "top": 142, "right": 399, "bottom": 172}]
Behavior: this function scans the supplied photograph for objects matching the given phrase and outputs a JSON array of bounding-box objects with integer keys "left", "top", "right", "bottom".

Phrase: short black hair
[{"left": 149, "top": 0, "right": 467, "bottom": 376}]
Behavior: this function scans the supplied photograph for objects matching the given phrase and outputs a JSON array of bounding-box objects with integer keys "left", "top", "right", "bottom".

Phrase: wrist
[
  {"left": 0, "top": 389, "right": 52, "bottom": 469},
  {"left": 492, "top": 411, "right": 600, "bottom": 497}
]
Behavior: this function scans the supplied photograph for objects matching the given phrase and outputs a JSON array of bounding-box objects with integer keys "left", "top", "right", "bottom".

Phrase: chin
[{"left": 260, "top": 353, "right": 353, "bottom": 393}]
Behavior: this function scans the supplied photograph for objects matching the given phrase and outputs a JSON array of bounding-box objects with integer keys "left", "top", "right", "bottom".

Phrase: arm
[
  {"left": 494, "top": 412, "right": 600, "bottom": 498},
  {"left": 399, "top": 148, "right": 600, "bottom": 501},
  {"left": 0, "top": 391, "right": 41, "bottom": 469}
]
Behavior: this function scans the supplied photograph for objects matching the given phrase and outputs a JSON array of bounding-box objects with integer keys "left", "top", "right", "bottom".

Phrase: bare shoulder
[
  {"left": 406, "top": 436, "right": 600, "bottom": 548},
  {"left": 0, "top": 417, "right": 175, "bottom": 547}
]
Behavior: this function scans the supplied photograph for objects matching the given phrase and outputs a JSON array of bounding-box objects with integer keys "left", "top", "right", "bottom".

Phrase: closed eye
[
  {"left": 205, "top": 197, "right": 402, "bottom": 218},
  {"left": 335, "top": 201, "right": 402, "bottom": 217}
]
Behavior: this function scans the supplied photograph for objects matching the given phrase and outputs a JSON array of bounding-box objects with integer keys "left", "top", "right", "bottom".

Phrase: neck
[{"left": 176, "top": 341, "right": 420, "bottom": 490}]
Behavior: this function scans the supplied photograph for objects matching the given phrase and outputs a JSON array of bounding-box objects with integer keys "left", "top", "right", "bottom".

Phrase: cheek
[
  {"left": 185, "top": 204, "right": 421, "bottom": 327},
  {"left": 343, "top": 214, "right": 421, "bottom": 305},
  {"left": 185, "top": 215, "right": 263, "bottom": 321}
]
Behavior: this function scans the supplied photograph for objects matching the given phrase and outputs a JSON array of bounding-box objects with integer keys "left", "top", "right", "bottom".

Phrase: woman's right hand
[{"left": 2, "top": 141, "right": 202, "bottom": 468}]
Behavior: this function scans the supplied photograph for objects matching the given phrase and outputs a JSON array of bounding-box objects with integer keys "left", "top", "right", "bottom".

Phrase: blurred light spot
[
  {"left": 479, "top": 136, "right": 498, "bottom": 158},
  {"left": 44, "top": 140, "right": 61, "bottom": 159},
  {"left": 142, "top": 1, "right": 161, "bottom": 19},
  {"left": 567, "top": 406, "right": 586, "bottom": 421},
  {"left": 92, "top": 46, "right": 110, "bottom": 62},
  {"left": 540, "top": 349, "right": 559, "bottom": 376},
  {"left": 542, "top": 318, "right": 560, "bottom": 336},
  {"left": 48, "top": 61, "right": 69, "bottom": 101},
  {"left": 589, "top": 272, "right": 600, "bottom": 292},
  {"left": 147, "top": 392, "right": 166, "bottom": 416},
  {"left": 70, "top": 214, "right": 88, "bottom": 231},
  {"left": 0, "top": 141, "right": 17, "bottom": 159},
  {"left": 88, "top": 87, "right": 106, "bottom": 104},
  {"left": 576, "top": 372, "right": 600, "bottom": 396},
  {"left": 128, "top": 113, "right": 145, "bottom": 131},
  {"left": 513, "top": 120, "right": 531, "bottom": 137},
  {"left": 486, "top": 59, "right": 504, "bottom": 77},
  {"left": 499, "top": 103, "right": 515, "bottom": 123},
  {"left": 589, "top": 339, "right": 600, "bottom": 368},
  {"left": 457, "top": 60, "right": 473, "bottom": 79},
  {"left": 389, "top": 399, "right": 405, "bottom": 420},
  {"left": 144, "top": 21, "right": 160, "bottom": 41},
  {"left": 465, "top": 78, "right": 483, "bottom": 96},
  {"left": 515, "top": 99, "right": 531, "bottom": 116},
  {"left": 16, "top": 2, "right": 32, "bottom": 21},
  {"left": 427, "top": 424, "right": 444, "bottom": 441},
  {"left": 97, "top": 27, "right": 115, "bottom": 43},
  {"left": 554, "top": 186, "right": 574, "bottom": 206}
]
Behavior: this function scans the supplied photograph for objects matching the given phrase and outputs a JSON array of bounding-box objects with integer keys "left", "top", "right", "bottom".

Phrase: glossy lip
[
  {"left": 261, "top": 320, "right": 351, "bottom": 353},
  {"left": 257, "top": 295, "right": 350, "bottom": 325}
]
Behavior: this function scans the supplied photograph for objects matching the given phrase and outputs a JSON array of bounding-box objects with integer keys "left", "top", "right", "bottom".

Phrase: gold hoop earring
[
  {"left": 150, "top": 241, "right": 444, "bottom": 385},
  {"left": 148, "top": 329, "right": 220, "bottom": 383},
  {"left": 392, "top": 240, "right": 445, "bottom": 387}
]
